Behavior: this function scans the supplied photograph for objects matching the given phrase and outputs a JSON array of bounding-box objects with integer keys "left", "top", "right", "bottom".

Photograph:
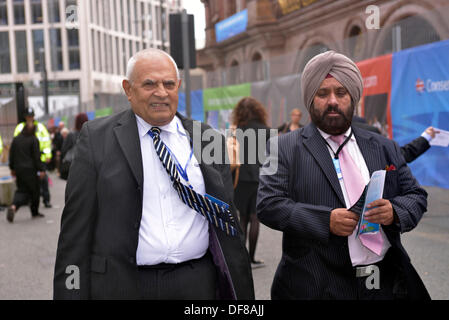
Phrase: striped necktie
[{"left": 149, "top": 127, "right": 237, "bottom": 237}]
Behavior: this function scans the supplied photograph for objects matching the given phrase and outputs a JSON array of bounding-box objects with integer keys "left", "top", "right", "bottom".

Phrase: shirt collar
[
  {"left": 135, "top": 114, "right": 180, "bottom": 138},
  {"left": 317, "top": 126, "right": 354, "bottom": 142}
]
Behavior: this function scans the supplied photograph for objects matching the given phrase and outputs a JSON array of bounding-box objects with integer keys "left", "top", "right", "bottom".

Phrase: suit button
[
  {"left": 129, "top": 257, "right": 135, "bottom": 264},
  {"left": 134, "top": 221, "right": 139, "bottom": 229}
]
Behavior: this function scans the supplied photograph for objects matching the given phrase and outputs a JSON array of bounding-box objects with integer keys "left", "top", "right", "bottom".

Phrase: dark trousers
[
  {"left": 13, "top": 169, "right": 40, "bottom": 216},
  {"left": 137, "top": 252, "right": 217, "bottom": 299},
  {"left": 40, "top": 171, "right": 50, "bottom": 204},
  {"left": 355, "top": 250, "right": 397, "bottom": 300}
]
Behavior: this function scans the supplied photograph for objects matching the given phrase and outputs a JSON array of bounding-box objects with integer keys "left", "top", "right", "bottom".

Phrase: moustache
[{"left": 322, "top": 105, "right": 345, "bottom": 118}]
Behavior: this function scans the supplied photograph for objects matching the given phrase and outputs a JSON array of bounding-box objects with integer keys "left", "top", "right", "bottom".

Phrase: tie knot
[
  {"left": 330, "top": 134, "right": 345, "bottom": 146},
  {"left": 150, "top": 127, "right": 161, "bottom": 138}
]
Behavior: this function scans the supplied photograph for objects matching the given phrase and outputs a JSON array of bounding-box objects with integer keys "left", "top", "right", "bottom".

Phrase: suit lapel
[
  {"left": 113, "top": 109, "right": 144, "bottom": 188},
  {"left": 302, "top": 124, "right": 346, "bottom": 206},
  {"left": 352, "top": 126, "right": 383, "bottom": 175}
]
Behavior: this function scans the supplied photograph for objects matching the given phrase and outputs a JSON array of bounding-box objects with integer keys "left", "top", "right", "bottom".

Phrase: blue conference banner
[
  {"left": 178, "top": 90, "right": 204, "bottom": 123},
  {"left": 391, "top": 39, "right": 449, "bottom": 189},
  {"left": 215, "top": 9, "right": 248, "bottom": 43}
]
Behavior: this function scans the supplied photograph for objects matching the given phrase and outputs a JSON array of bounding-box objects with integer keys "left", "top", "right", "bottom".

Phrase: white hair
[{"left": 126, "top": 48, "right": 180, "bottom": 82}]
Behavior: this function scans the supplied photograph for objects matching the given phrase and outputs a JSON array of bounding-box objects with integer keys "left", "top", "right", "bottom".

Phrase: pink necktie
[{"left": 330, "top": 135, "right": 383, "bottom": 255}]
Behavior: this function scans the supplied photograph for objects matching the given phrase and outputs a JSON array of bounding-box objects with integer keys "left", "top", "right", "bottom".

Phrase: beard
[{"left": 310, "top": 102, "right": 354, "bottom": 135}]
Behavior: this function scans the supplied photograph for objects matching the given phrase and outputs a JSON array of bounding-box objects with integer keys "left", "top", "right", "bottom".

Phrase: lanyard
[
  {"left": 324, "top": 130, "right": 353, "bottom": 160},
  {"left": 324, "top": 130, "right": 353, "bottom": 181},
  {"left": 150, "top": 124, "right": 195, "bottom": 188}
]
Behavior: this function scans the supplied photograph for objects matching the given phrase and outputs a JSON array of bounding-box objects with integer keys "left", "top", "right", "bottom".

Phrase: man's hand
[
  {"left": 364, "top": 199, "right": 394, "bottom": 225},
  {"left": 330, "top": 208, "right": 359, "bottom": 236},
  {"left": 10, "top": 170, "right": 16, "bottom": 177},
  {"left": 425, "top": 126, "right": 440, "bottom": 139},
  {"left": 39, "top": 171, "right": 46, "bottom": 180}
]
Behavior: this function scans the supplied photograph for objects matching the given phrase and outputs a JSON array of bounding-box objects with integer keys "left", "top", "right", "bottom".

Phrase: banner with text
[
  {"left": 203, "top": 83, "right": 251, "bottom": 131},
  {"left": 391, "top": 39, "right": 449, "bottom": 189},
  {"left": 357, "top": 54, "right": 393, "bottom": 138}
]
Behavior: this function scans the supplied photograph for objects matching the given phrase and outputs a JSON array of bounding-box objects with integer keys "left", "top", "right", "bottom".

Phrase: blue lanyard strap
[{"left": 149, "top": 124, "right": 194, "bottom": 187}]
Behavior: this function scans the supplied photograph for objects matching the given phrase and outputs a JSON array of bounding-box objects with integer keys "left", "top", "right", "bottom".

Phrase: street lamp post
[{"left": 39, "top": 48, "right": 49, "bottom": 115}]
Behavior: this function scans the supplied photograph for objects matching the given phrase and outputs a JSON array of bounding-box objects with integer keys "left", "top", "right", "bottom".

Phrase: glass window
[
  {"left": 15, "top": 31, "right": 28, "bottom": 73},
  {"left": 96, "top": 0, "right": 100, "bottom": 25},
  {"left": 91, "top": 30, "right": 96, "bottom": 71},
  {"left": 161, "top": 6, "right": 166, "bottom": 43},
  {"left": 133, "top": 0, "right": 138, "bottom": 35},
  {"left": 140, "top": 2, "right": 145, "bottom": 40},
  {"left": 147, "top": 3, "right": 153, "bottom": 41},
  {"left": 13, "top": 0, "right": 25, "bottom": 25},
  {"left": 122, "top": 38, "right": 127, "bottom": 75},
  {"left": 155, "top": 5, "right": 161, "bottom": 42},
  {"left": 104, "top": 0, "right": 110, "bottom": 29},
  {"left": 32, "top": 29, "right": 44, "bottom": 71},
  {"left": 108, "top": 35, "right": 113, "bottom": 73},
  {"left": 49, "top": 28, "right": 63, "bottom": 71},
  {"left": 115, "top": 37, "right": 120, "bottom": 74},
  {"left": 113, "top": 0, "right": 118, "bottom": 31},
  {"left": 31, "top": 0, "right": 43, "bottom": 23},
  {"left": 0, "top": 32, "right": 11, "bottom": 73},
  {"left": 120, "top": 0, "right": 124, "bottom": 32},
  {"left": 103, "top": 33, "right": 107, "bottom": 72},
  {"left": 67, "top": 29, "right": 80, "bottom": 70},
  {"left": 0, "top": 0, "right": 8, "bottom": 25},
  {"left": 48, "top": 0, "right": 60, "bottom": 23}
]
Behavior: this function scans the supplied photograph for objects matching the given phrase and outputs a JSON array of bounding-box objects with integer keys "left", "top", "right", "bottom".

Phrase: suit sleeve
[
  {"left": 388, "top": 140, "right": 428, "bottom": 233},
  {"left": 53, "top": 123, "right": 97, "bottom": 299},
  {"left": 400, "top": 136, "right": 430, "bottom": 163},
  {"left": 257, "top": 136, "right": 331, "bottom": 244}
]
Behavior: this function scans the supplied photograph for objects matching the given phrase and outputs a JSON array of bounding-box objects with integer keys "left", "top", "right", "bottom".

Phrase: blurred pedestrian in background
[
  {"left": 50, "top": 121, "right": 65, "bottom": 173},
  {"left": 352, "top": 117, "right": 440, "bottom": 163},
  {"left": 400, "top": 126, "right": 440, "bottom": 163},
  {"left": 7, "top": 121, "right": 45, "bottom": 222},
  {"left": 231, "top": 96, "right": 273, "bottom": 269},
  {"left": 60, "top": 113, "right": 88, "bottom": 180},
  {"left": 278, "top": 108, "right": 303, "bottom": 134},
  {"left": 14, "top": 108, "right": 52, "bottom": 208},
  {"left": 0, "top": 134, "right": 3, "bottom": 158}
]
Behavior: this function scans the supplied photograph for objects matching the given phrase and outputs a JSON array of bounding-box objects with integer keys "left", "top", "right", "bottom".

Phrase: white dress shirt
[
  {"left": 318, "top": 127, "right": 391, "bottom": 266},
  {"left": 135, "top": 114, "right": 209, "bottom": 265}
]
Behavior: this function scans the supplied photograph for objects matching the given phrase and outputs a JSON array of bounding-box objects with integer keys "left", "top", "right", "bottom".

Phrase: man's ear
[{"left": 122, "top": 79, "right": 132, "bottom": 101}]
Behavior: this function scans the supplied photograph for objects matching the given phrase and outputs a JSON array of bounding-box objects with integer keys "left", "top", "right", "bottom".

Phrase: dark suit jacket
[
  {"left": 257, "top": 123, "right": 430, "bottom": 299},
  {"left": 400, "top": 136, "right": 430, "bottom": 163},
  {"left": 53, "top": 109, "right": 254, "bottom": 299}
]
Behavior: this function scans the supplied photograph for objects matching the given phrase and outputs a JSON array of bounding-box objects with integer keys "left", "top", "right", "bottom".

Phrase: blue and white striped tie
[{"left": 149, "top": 127, "right": 237, "bottom": 237}]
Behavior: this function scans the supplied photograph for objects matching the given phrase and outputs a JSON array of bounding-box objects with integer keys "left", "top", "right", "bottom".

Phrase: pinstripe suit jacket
[{"left": 257, "top": 123, "right": 430, "bottom": 299}]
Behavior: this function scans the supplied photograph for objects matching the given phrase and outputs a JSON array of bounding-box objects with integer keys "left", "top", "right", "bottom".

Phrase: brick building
[{"left": 198, "top": 0, "right": 449, "bottom": 88}]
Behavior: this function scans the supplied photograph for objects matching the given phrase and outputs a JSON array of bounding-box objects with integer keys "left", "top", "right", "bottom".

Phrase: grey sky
[{"left": 183, "top": 0, "right": 206, "bottom": 49}]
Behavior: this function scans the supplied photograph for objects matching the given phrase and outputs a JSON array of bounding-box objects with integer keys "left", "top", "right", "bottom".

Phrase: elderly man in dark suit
[
  {"left": 257, "top": 51, "right": 430, "bottom": 300},
  {"left": 54, "top": 49, "right": 254, "bottom": 299}
]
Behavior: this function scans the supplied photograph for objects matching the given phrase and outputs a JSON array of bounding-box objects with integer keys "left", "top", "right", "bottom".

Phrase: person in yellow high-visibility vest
[
  {"left": 14, "top": 108, "right": 53, "bottom": 208},
  {"left": 0, "top": 134, "right": 3, "bottom": 158}
]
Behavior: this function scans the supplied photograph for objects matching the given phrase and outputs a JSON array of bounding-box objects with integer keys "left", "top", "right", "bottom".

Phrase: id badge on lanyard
[{"left": 332, "top": 158, "right": 343, "bottom": 180}]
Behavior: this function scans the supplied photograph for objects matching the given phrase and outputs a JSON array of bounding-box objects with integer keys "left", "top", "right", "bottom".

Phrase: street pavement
[{"left": 0, "top": 169, "right": 448, "bottom": 300}]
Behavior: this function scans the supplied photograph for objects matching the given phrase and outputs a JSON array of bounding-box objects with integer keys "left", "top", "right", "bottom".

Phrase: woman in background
[{"left": 231, "top": 97, "right": 272, "bottom": 269}]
